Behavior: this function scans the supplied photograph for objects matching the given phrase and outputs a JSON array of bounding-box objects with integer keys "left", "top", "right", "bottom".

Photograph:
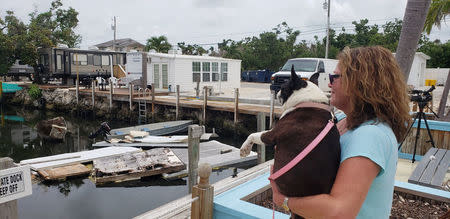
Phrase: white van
[{"left": 270, "top": 58, "right": 338, "bottom": 93}]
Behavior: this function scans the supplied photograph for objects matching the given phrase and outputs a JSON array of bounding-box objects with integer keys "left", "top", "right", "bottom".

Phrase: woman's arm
[{"left": 272, "top": 156, "right": 380, "bottom": 218}]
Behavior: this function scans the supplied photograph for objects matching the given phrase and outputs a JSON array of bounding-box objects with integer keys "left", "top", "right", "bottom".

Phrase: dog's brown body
[
  {"left": 263, "top": 107, "right": 340, "bottom": 197},
  {"left": 240, "top": 67, "right": 341, "bottom": 218}
]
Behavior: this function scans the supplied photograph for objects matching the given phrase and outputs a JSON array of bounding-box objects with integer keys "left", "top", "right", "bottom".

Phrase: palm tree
[
  {"left": 395, "top": 0, "right": 431, "bottom": 81},
  {"left": 423, "top": 0, "right": 450, "bottom": 120},
  {"left": 423, "top": 0, "right": 450, "bottom": 34},
  {"left": 145, "top": 36, "right": 172, "bottom": 53}
]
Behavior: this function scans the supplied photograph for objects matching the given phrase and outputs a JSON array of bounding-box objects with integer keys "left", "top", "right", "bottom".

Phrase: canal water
[{"left": 0, "top": 104, "right": 251, "bottom": 219}]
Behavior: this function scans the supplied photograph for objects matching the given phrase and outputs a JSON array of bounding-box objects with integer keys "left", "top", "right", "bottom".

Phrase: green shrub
[{"left": 28, "top": 84, "right": 42, "bottom": 100}]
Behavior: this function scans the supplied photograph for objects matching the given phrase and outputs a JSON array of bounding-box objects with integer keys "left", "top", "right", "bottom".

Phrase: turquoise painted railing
[{"left": 2, "top": 82, "right": 23, "bottom": 93}]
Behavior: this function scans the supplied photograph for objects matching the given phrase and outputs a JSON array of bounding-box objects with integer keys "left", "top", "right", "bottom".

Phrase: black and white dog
[{"left": 240, "top": 66, "right": 341, "bottom": 217}]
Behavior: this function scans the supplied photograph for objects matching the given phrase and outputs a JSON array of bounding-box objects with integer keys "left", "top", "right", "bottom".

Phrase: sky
[{"left": 1, "top": 0, "right": 449, "bottom": 50}]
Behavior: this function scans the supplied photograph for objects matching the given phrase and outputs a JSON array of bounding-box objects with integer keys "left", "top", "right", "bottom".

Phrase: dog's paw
[{"left": 240, "top": 138, "right": 254, "bottom": 157}]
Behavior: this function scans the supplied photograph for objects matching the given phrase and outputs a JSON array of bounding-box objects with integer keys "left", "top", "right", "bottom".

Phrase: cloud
[{"left": 1, "top": 0, "right": 448, "bottom": 49}]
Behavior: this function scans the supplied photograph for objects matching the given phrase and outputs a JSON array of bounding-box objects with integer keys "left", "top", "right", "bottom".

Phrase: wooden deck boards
[{"left": 408, "top": 148, "right": 450, "bottom": 189}]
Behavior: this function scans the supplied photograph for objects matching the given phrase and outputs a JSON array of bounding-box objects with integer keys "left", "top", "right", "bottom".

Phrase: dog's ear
[
  {"left": 290, "top": 64, "right": 304, "bottom": 89},
  {"left": 290, "top": 65, "right": 301, "bottom": 85}
]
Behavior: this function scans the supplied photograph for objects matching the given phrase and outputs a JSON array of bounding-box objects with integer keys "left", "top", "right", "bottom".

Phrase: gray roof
[{"left": 94, "top": 38, "right": 144, "bottom": 48}]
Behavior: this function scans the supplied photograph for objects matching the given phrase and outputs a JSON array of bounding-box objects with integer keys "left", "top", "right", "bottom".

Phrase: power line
[
  {"left": 154, "top": 17, "right": 450, "bottom": 47},
  {"left": 186, "top": 17, "right": 400, "bottom": 40}
]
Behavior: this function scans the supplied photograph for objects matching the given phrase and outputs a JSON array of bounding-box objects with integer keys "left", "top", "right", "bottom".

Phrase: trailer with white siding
[{"left": 126, "top": 51, "right": 241, "bottom": 93}]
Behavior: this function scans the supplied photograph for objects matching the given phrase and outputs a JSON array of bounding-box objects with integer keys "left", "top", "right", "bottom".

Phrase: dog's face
[{"left": 278, "top": 65, "right": 308, "bottom": 104}]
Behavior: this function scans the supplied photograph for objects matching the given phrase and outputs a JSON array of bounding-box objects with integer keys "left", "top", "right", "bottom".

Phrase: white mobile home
[{"left": 126, "top": 51, "right": 241, "bottom": 93}]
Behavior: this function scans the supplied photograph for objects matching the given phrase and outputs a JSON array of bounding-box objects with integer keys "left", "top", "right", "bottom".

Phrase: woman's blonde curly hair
[{"left": 337, "top": 46, "right": 411, "bottom": 141}]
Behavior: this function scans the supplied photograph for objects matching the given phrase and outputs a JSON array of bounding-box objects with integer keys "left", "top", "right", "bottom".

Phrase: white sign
[{"left": 0, "top": 165, "right": 32, "bottom": 204}]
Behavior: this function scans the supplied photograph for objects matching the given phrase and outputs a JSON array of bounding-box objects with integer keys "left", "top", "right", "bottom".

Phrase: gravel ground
[{"left": 256, "top": 191, "right": 449, "bottom": 218}]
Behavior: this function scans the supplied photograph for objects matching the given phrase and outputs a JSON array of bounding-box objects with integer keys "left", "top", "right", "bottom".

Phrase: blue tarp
[
  {"left": 241, "top": 70, "right": 274, "bottom": 83},
  {"left": 2, "top": 83, "right": 23, "bottom": 93}
]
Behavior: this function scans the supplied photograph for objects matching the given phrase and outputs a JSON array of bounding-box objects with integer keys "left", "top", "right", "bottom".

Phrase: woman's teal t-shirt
[{"left": 340, "top": 120, "right": 398, "bottom": 219}]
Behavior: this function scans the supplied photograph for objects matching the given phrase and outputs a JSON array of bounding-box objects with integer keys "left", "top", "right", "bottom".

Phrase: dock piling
[
  {"left": 203, "top": 86, "right": 208, "bottom": 125},
  {"left": 191, "top": 163, "right": 213, "bottom": 219},
  {"left": 91, "top": 80, "right": 95, "bottom": 109},
  {"left": 109, "top": 78, "right": 113, "bottom": 110},
  {"left": 188, "top": 125, "right": 203, "bottom": 193},
  {"left": 76, "top": 79, "right": 79, "bottom": 105},
  {"left": 256, "top": 112, "right": 266, "bottom": 164},
  {"left": 176, "top": 85, "right": 180, "bottom": 120},
  {"left": 129, "top": 84, "right": 133, "bottom": 111},
  {"left": 196, "top": 82, "right": 200, "bottom": 98},
  {"left": 0, "top": 157, "right": 18, "bottom": 219},
  {"left": 151, "top": 83, "right": 155, "bottom": 119},
  {"left": 234, "top": 88, "right": 239, "bottom": 125}
]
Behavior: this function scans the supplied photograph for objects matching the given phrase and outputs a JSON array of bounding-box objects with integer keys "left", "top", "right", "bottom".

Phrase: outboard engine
[{"left": 89, "top": 122, "right": 111, "bottom": 139}]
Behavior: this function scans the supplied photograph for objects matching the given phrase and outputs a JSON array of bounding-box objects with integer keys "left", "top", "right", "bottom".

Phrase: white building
[
  {"left": 126, "top": 51, "right": 242, "bottom": 93},
  {"left": 394, "top": 52, "right": 431, "bottom": 88},
  {"left": 424, "top": 68, "right": 449, "bottom": 86}
]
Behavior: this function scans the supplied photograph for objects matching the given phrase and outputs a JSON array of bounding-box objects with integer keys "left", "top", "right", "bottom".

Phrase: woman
[{"left": 271, "top": 46, "right": 411, "bottom": 218}]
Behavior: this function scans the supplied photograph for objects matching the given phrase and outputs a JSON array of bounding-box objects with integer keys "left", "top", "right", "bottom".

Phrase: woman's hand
[{"left": 270, "top": 165, "right": 284, "bottom": 206}]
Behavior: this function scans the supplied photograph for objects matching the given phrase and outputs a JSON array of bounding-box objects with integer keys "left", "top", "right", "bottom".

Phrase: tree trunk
[
  {"left": 441, "top": 109, "right": 450, "bottom": 122},
  {"left": 437, "top": 70, "right": 450, "bottom": 119},
  {"left": 395, "top": 0, "right": 431, "bottom": 82}
]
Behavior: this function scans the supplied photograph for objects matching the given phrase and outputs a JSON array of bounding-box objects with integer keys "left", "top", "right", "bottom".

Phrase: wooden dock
[
  {"left": 92, "top": 140, "right": 257, "bottom": 180},
  {"left": 75, "top": 86, "right": 283, "bottom": 117},
  {"left": 93, "top": 148, "right": 185, "bottom": 184},
  {"left": 163, "top": 140, "right": 258, "bottom": 180}
]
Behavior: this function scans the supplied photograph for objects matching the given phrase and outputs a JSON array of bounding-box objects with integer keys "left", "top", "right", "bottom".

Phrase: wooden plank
[
  {"left": 408, "top": 147, "right": 438, "bottom": 184},
  {"left": 92, "top": 141, "right": 188, "bottom": 148},
  {"left": 37, "top": 164, "right": 90, "bottom": 181},
  {"left": 20, "top": 147, "right": 141, "bottom": 171},
  {"left": 93, "top": 148, "right": 185, "bottom": 184},
  {"left": 430, "top": 149, "right": 450, "bottom": 188},
  {"left": 19, "top": 155, "right": 81, "bottom": 165},
  {"left": 418, "top": 148, "right": 446, "bottom": 186}
]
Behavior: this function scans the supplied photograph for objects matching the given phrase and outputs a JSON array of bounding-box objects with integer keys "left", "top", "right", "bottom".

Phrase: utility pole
[
  {"left": 112, "top": 16, "right": 117, "bottom": 51},
  {"left": 324, "top": 0, "right": 330, "bottom": 59}
]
